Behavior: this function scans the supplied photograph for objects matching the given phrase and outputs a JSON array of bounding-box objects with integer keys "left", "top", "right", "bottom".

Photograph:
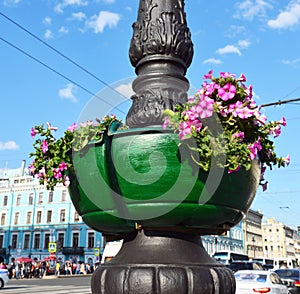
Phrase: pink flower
[
  {"left": 67, "top": 123, "right": 77, "bottom": 131},
  {"left": 270, "top": 125, "right": 281, "bottom": 138},
  {"left": 41, "top": 140, "right": 49, "bottom": 153},
  {"left": 197, "top": 96, "right": 214, "bottom": 118},
  {"left": 262, "top": 181, "right": 268, "bottom": 191},
  {"left": 162, "top": 117, "right": 169, "bottom": 129},
  {"left": 28, "top": 163, "right": 35, "bottom": 175},
  {"left": 244, "top": 85, "right": 253, "bottom": 99},
  {"left": 203, "top": 70, "right": 213, "bottom": 80},
  {"left": 284, "top": 154, "right": 290, "bottom": 166},
  {"left": 232, "top": 132, "right": 244, "bottom": 141},
  {"left": 179, "top": 121, "right": 192, "bottom": 140},
  {"left": 228, "top": 101, "right": 243, "bottom": 117},
  {"left": 218, "top": 83, "right": 236, "bottom": 101},
  {"left": 63, "top": 175, "right": 70, "bottom": 187},
  {"left": 31, "top": 127, "right": 38, "bottom": 138},
  {"left": 248, "top": 139, "right": 262, "bottom": 160},
  {"left": 237, "top": 73, "right": 246, "bottom": 82},
  {"left": 279, "top": 117, "right": 287, "bottom": 126},
  {"left": 236, "top": 107, "right": 255, "bottom": 119},
  {"left": 228, "top": 166, "right": 241, "bottom": 174},
  {"left": 37, "top": 167, "right": 46, "bottom": 179},
  {"left": 46, "top": 122, "right": 58, "bottom": 131},
  {"left": 53, "top": 168, "right": 62, "bottom": 179},
  {"left": 220, "top": 72, "right": 236, "bottom": 78},
  {"left": 59, "top": 162, "right": 68, "bottom": 171}
]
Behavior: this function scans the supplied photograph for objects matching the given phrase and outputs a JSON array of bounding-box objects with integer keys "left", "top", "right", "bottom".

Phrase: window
[
  {"left": 46, "top": 210, "right": 52, "bottom": 223},
  {"left": 14, "top": 212, "right": 20, "bottom": 225},
  {"left": 72, "top": 232, "right": 79, "bottom": 247},
  {"left": 16, "top": 194, "right": 21, "bottom": 206},
  {"left": 34, "top": 234, "right": 40, "bottom": 249},
  {"left": 0, "top": 235, "right": 3, "bottom": 248},
  {"left": 60, "top": 209, "right": 66, "bottom": 222},
  {"left": 12, "top": 234, "right": 18, "bottom": 249},
  {"left": 48, "top": 191, "right": 53, "bottom": 203},
  {"left": 28, "top": 193, "right": 34, "bottom": 205},
  {"left": 38, "top": 192, "right": 43, "bottom": 204},
  {"left": 57, "top": 233, "right": 65, "bottom": 251},
  {"left": 61, "top": 190, "right": 67, "bottom": 202},
  {"left": 3, "top": 195, "right": 8, "bottom": 206},
  {"left": 26, "top": 212, "right": 32, "bottom": 224},
  {"left": 24, "top": 234, "right": 30, "bottom": 249},
  {"left": 74, "top": 211, "right": 80, "bottom": 222},
  {"left": 0, "top": 213, "right": 6, "bottom": 226},
  {"left": 44, "top": 233, "right": 50, "bottom": 249},
  {"left": 36, "top": 211, "right": 42, "bottom": 224},
  {"left": 87, "top": 232, "right": 94, "bottom": 248}
]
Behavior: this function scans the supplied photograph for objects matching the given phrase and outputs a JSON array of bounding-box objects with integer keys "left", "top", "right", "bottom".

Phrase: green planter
[{"left": 68, "top": 127, "right": 260, "bottom": 237}]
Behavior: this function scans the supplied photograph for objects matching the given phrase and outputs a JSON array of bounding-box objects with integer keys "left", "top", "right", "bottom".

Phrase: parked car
[
  {"left": 275, "top": 269, "right": 300, "bottom": 294},
  {"left": 234, "top": 270, "right": 290, "bottom": 294},
  {"left": 0, "top": 268, "right": 9, "bottom": 289},
  {"left": 228, "top": 261, "right": 264, "bottom": 273}
]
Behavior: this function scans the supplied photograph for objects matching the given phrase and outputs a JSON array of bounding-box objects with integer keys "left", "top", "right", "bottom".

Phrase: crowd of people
[{"left": 0, "top": 259, "right": 97, "bottom": 279}]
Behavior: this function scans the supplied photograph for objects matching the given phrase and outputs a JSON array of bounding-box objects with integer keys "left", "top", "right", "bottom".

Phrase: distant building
[
  {"left": 0, "top": 163, "right": 104, "bottom": 265},
  {"left": 243, "top": 209, "right": 263, "bottom": 259}
]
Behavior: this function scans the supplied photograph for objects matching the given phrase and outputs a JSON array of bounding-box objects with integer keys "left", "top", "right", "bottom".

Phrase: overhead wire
[
  {"left": 0, "top": 36, "right": 127, "bottom": 115},
  {"left": 0, "top": 11, "right": 130, "bottom": 102}
]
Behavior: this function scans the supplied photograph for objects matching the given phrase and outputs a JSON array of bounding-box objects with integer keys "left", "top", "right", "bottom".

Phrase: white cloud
[
  {"left": 282, "top": 58, "right": 300, "bottom": 65},
  {"left": 72, "top": 12, "right": 86, "bottom": 21},
  {"left": 115, "top": 83, "right": 134, "bottom": 98},
  {"left": 3, "top": 0, "right": 20, "bottom": 6},
  {"left": 203, "top": 58, "right": 222, "bottom": 65},
  {"left": 44, "top": 29, "right": 53, "bottom": 39},
  {"left": 54, "top": 0, "right": 88, "bottom": 13},
  {"left": 0, "top": 141, "right": 19, "bottom": 150},
  {"left": 43, "top": 17, "right": 52, "bottom": 26},
  {"left": 86, "top": 11, "right": 120, "bottom": 34},
  {"left": 268, "top": 3, "right": 300, "bottom": 29},
  {"left": 216, "top": 45, "right": 242, "bottom": 56},
  {"left": 59, "top": 26, "right": 69, "bottom": 34},
  {"left": 225, "top": 25, "right": 246, "bottom": 38},
  {"left": 238, "top": 39, "right": 251, "bottom": 48},
  {"left": 59, "top": 83, "right": 78, "bottom": 103},
  {"left": 234, "top": 0, "right": 273, "bottom": 20}
]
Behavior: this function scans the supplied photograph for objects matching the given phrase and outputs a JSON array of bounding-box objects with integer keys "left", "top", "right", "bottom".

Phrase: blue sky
[{"left": 1, "top": 0, "right": 300, "bottom": 228}]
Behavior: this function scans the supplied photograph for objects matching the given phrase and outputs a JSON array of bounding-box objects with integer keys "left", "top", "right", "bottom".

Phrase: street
[{"left": 2, "top": 275, "right": 92, "bottom": 294}]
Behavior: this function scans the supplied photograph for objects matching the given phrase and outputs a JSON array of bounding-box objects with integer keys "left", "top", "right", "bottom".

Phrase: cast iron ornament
[{"left": 126, "top": 0, "right": 194, "bottom": 128}]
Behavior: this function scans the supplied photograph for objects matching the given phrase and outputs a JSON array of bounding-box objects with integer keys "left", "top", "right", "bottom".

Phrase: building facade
[{"left": 0, "top": 165, "right": 104, "bottom": 265}]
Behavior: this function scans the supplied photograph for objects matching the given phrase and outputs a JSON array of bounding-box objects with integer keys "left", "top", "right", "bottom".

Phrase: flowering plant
[
  {"left": 29, "top": 115, "right": 123, "bottom": 190},
  {"left": 163, "top": 70, "right": 290, "bottom": 191}
]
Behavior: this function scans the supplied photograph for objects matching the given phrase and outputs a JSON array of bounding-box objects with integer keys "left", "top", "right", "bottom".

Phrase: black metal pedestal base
[{"left": 91, "top": 230, "right": 235, "bottom": 294}]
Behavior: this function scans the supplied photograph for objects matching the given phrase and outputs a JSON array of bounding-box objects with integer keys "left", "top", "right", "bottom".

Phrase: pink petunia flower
[
  {"left": 278, "top": 117, "right": 287, "bottom": 126},
  {"left": 228, "top": 166, "right": 241, "bottom": 174},
  {"left": 203, "top": 70, "right": 213, "bottom": 80},
  {"left": 31, "top": 127, "right": 38, "bottom": 138},
  {"left": 283, "top": 154, "right": 290, "bottom": 166},
  {"left": 197, "top": 96, "right": 214, "bottom": 118},
  {"left": 162, "top": 117, "right": 169, "bottom": 129},
  {"left": 262, "top": 181, "right": 268, "bottom": 191},
  {"left": 232, "top": 132, "right": 244, "bottom": 141},
  {"left": 46, "top": 122, "right": 58, "bottom": 131},
  {"left": 236, "top": 107, "right": 255, "bottom": 119},
  {"left": 63, "top": 175, "right": 70, "bottom": 187},
  {"left": 220, "top": 72, "right": 236, "bottom": 78},
  {"left": 218, "top": 83, "right": 236, "bottom": 101},
  {"left": 41, "top": 140, "right": 49, "bottom": 153},
  {"left": 67, "top": 123, "right": 77, "bottom": 131},
  {"left": 53, "top": 168, "right": 62, "bottom": 179},
  {"left": 59, "top": 162, "right": 68, "bottom": 171}
]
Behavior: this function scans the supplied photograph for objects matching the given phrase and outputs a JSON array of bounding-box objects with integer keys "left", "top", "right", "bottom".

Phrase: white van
[{"left": 101, "top": 240, "right": 123, "bottom": 264}]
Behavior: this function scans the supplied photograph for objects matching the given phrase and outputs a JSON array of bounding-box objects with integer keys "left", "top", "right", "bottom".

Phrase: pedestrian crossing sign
[
  {"left": 94, "top": 248, "right": 100, "bottom": 256},
  {"left": 48, "top": 242, "right": 56, "bottom": 253}
]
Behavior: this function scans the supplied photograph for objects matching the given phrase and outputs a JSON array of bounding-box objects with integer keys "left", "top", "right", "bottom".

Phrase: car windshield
[
  {"left": 276, "top": 270, "right": 299, "bottom": 280},
  {"left": 235, "top": 273, "right": 267, "bottom": 283}
]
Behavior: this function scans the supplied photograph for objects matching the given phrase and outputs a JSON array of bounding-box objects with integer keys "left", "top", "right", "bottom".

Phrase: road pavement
[{"left": 2, "top": 275, "right": 92, "bottom": 294}]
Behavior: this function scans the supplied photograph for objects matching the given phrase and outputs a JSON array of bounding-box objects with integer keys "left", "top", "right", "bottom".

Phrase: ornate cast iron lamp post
[{"left": 68, "top": 0, "right": 260, "bottom": 292}]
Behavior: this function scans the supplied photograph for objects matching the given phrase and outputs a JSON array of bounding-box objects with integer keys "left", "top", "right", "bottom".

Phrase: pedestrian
[{"left": 55, "top": 261, "right": 60, "bottom": 276}]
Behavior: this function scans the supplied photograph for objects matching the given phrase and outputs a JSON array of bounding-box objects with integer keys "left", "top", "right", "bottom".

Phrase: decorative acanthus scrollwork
[
  {"left": 129, "top": 0, "right": 193, "bottom": 68},
  {"left": 126, "top": 87, "right": 187, "bottom": 127}
]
